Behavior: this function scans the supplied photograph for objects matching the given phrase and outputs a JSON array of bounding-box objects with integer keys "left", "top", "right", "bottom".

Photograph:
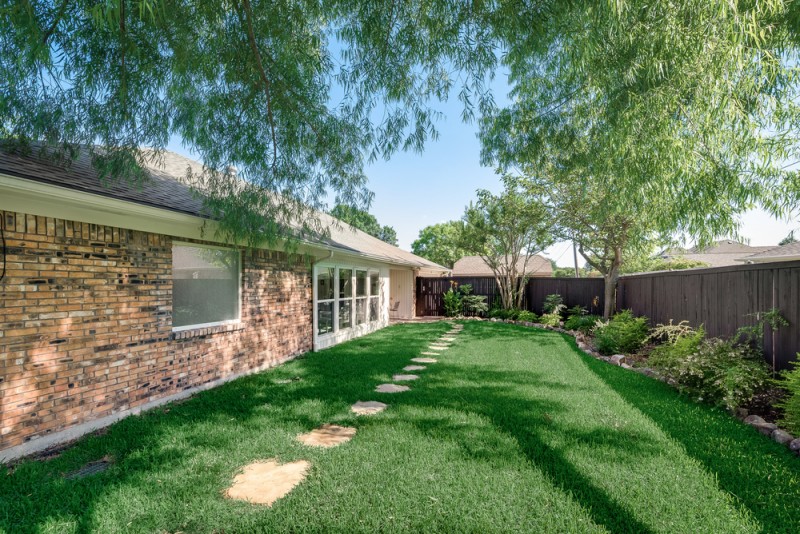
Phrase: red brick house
[{"left": 0, "top": 147, "right": 445, "bottom": 462}]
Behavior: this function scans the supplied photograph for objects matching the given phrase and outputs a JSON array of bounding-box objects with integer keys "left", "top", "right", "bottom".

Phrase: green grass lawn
[{"left": 2, "top": 321, "right": 799, "bottom": 533}]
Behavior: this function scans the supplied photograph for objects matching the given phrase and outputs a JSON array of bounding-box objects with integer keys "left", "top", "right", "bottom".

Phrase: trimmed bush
[
  {"left": 564, "top": 314, "right": 602, "bottom": 334},
  {"left": 594, "top": 310, "right": 649, "bottom": 355},
  {"left": 655, "top": 338, "right": 770, "bottom": 412},
  {"left": 517, "top": 310, "right": 539, "bottom": 323},
  {"left": 539, "top": 312, "right": 562, "bottom": 327}
]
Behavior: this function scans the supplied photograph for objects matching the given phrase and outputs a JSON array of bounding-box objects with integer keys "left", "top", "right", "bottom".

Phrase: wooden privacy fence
[
  {"left": 416, "top": 276, "right": 605, "bottom": 317},
  {"left": 417, "top": 260, "right": 800, "bottom": 369},
  {"left": 616, "top": 260, "right": 800, "bottom": 370}
]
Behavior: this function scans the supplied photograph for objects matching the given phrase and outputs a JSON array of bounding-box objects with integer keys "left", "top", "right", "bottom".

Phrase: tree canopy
[
  {"left": 3, "top": 1, "right": 800, "bottom": 250},
  {"left": 460, "top": 175, "right": 553, "bottom": 310},
  {"left": 411, "top": 221, "right": 465, "bottom": 269},
  {"left": 329, "top": 204, "right": 397, "bottom": 246}
]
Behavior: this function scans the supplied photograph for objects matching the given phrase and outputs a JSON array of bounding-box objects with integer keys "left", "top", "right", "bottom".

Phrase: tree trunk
[{"left": 602, "top": 247, "right": 623, "bottom": 319}]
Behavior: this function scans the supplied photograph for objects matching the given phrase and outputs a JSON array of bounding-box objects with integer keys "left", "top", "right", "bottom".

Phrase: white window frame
[
  {"left": 171, "top": 241, "right": 242, "bottom": 332},
  {"left": 314, "top": 263, "right": 382, "bottom": 340}
]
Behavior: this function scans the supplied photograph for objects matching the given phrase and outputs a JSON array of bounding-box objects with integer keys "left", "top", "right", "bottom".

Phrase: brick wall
[{"left": 0, "top": 210, "right": 312, "bottom": 454}]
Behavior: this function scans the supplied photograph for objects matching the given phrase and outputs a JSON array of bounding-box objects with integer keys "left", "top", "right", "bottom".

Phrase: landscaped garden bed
[{"left": 2, "top": 321, "right": 799, "bottom": 532}]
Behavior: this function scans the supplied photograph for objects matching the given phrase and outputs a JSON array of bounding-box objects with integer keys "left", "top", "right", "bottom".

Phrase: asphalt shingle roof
[
  {"left": 451, "top": 255, "right": 552, "bottom": 277},
  {"left": 0, "top": 145, "right": 445, "bottom": 271}
]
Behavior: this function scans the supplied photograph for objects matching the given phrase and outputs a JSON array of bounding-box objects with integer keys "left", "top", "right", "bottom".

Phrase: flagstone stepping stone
[
  {"left": 428, "top": 346, "right": 446, "bottom": 351},
  {"left": 351, "top": 401, "right": 388, "bottom": 415},
  {"left": 225, "top": 459, "right": 310, "bottom": 506},
  {"left": 375, "top": 383, "right": 410, "bottom": 393},
  {"left": 411, "top": 357, "right": 438, "bottom": 363},
  {"left": 403, "top": 365, "right": 426, "bottom": 371},
  {"left": 440, "top": 337, "right": 456, "bottom": 342},
  {"left": 296, "top": 424, "right": 356, "bottom": 448},
  {"left": 392, "top": 374, "right": 419, "bottom": 381},
  {"left": 421, "top": 351, "right": 439, "bottom": 356}
]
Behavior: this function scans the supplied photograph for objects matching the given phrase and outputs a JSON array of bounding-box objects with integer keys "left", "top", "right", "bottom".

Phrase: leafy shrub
[
  {"left": 564, "top": 314, "right": 602, "bottom": 333},
  {"left": 648, "top": 326, "right": 706, "bottom": 368},
  {"left": 594, "top": 310, "right": 649, "bottom": 355},
  {"left": 488, "top": 308, "right": 521, "bottom": 320},
  {"left": 656, "top": 338, "right": 770, "bottom": 411},
  {"left": 539, "top": 312, "right": 562, "bottom": 327},
  {"left": 647, "top": 320, "right": 697, "bottom": 345},
  {"left": 443, "top": 287, "right": 462, "bottom": 317},
  {"left": 735, "top": 308, "right": 789, "bottom": 354},
  {"left": 777, "top": 357, "right": 800, "bottom": 434},
  {"left": 459, "top": 285, "right": 488, "bottom": 316},
  {"left": 443, "top": 283, "right": 488, "bottom": 317},
  {"left": 517, "top": 310, "right": 539, "bottom": 322},
  {"left": 542, "top": 294, "right": 564, "bottom": 314},
  {"left": 567, "top": 305, "right": 587, "bottom": 318}
]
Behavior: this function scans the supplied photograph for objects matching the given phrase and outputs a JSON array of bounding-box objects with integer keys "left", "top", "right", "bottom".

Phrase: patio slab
[
  {"left": 392, "top": 374, "right": 419, "bottom": 381},
  {"left": 296, "top": 424, "right": 356, "bottom": 448},
  {"left": 375, "top": 384, "right": 410, "bottom": 393},
  {"left": 351, "top": 401, "right": 388, "bottom": 415},
  {"left": 225, "top": 459, "right": 310, "bottom": 506}
]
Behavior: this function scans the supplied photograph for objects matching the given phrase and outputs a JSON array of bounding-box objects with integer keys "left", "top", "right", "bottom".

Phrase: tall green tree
[
  {"left": 0, "top": 0, "right": 497, "bottom": 246},
  {"left": 411, "top": 221, "right": 465, "bottom": 269},
  {"left": 482, "top": 1, "right": 800, "bottom": 244},
  {"left": 460, "top": 176, "right": 553, "bottom": 310},
  {"left": 329, "top": 204, "right": 397, "bottom": 246}
]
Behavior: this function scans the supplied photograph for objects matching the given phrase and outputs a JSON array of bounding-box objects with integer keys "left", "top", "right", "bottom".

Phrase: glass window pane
[
  {"left": 338, "top": 300, "right": 352, "bottom": 330},
  {"left": 369, "top": 296, "right": 379, "bottom": 322},
  {"left": 370, "top": 272, "right": 379, "bottom": 296},
  {"left": 356, "top": 270, "right": 367, "bottom": 297},
  {"left": 318, "top": 301, "right": 333, "bottom": 335},
  {"left": 173, "top": 244, "right": 240, "bottom": 328},
  {"left": 339, "top": 268, "right": 353, "bottom": 299},
  {"left": 317, "top": 267, "right": 334, "bottom": 300},
  {"left": 356, "top": 298, "right": 367, "bottom": 325}
]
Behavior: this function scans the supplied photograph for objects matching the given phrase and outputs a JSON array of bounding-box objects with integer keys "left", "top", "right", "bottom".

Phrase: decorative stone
[
  {"left": 789, "top": 438, "right": 800, "bottom": 453},
  {"left": 755, "top": 422, "right": 778, "bottom": 436},
  {"left": 411, "top": 357, "right": 437, "bottom": 363},
  {"left": 771, "top": 429, "right": 794, "bottom": 445},
  {"left": 296, "top": 424, "right": 356, "bottom": 447},
  {"left": 744, "top": 415, "right": 766, "bottom": 426},
  {"left": 577, "top": 342, "right": 589, "bottom": 351},
  {"left": 375, "top": 383, "right": 410, "bottom": 393},
  {"left": 620, "top": 363, "right": 632, "bottom": 369},
  {"left": 351, "top": 401, "right": 387, "bottom": 415},
  {"left": 225, "top": 459, "right": 310, "bottom": 506},
  {"left": 403, "top": 365, "right": 426, "bottom": 371},
  {"left": 392, "top": 374, "right": 419, "bottom": 382},
  {"left": 610, "top": 354, "right": 626, "bottom": 366},
  {"left": 736, "top": 407, "right": 749, "bottom": 419}
]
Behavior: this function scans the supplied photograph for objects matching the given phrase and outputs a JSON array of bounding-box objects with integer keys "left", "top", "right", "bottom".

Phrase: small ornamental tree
[{"left": 460, "top": 175, "right": 553, "bottom": 311}]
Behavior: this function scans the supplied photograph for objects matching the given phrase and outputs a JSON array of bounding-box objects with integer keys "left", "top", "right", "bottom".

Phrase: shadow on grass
[
  {"left": 397, "top": 323, "right": 657, "bottom": 533},
  {"left": 0, "top": 322, "right": 450, "bottom": 533},
  {"left": 582, "top": 348, "right": 800, "bottom": 532}
]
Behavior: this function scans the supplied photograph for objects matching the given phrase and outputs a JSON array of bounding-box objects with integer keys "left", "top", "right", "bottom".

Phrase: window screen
[{"left": 173, "top": 244, "right": 240, "bottom": 329}]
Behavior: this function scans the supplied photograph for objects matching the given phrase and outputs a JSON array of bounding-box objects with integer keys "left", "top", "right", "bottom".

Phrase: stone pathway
[
  {"left": 227, "top": 322, "right": 466, "bottom": 508},
  {"left": 351, "top": 400, "right": 388, "bottom": 415},
  {"left": 296, "top": 424, "right": 356, "bottom": 448},
  {"left": 392, "top": 374, "right": 419, "bottom": 382},
  {"left": 375, "top": 383, "right": 410, "bottom": 393},
  {"left": 225, "top": 460, "right": 310, "bottom": 506}
]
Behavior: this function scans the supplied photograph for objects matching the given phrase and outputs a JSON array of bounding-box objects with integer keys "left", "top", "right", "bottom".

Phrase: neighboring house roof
[
  {"left": 451, "top": 255, "right": 552, "bottom": 277},
  {"left": 740, "top": 241, "right": 800, "bottom": 264},
  {"left": 658, "top": 239, "right": 774, "bottom": 269},
  {"left": 0, "top": 144, "right": 445, "bottom": 271}
]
